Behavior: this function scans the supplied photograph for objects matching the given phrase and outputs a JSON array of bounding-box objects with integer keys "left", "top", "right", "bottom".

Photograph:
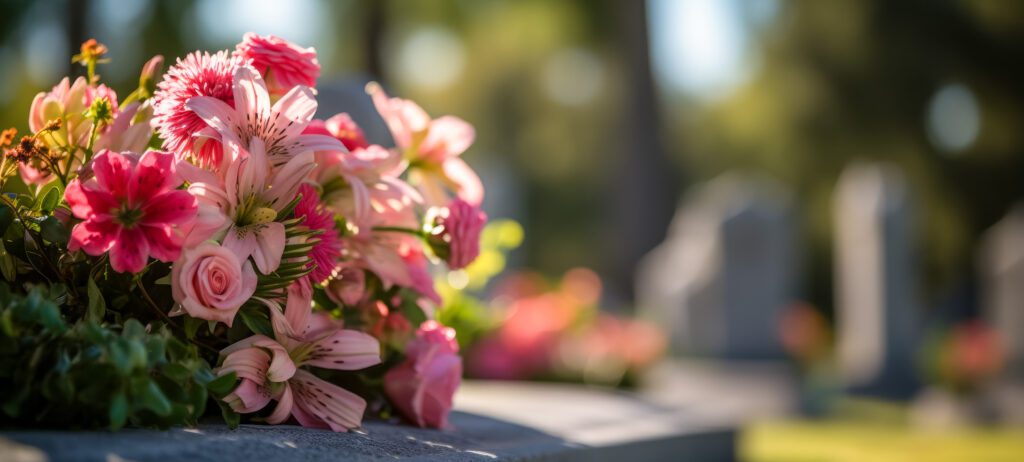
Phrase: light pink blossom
[
  {"left": 234, "top": 33, "right": 320, "bottom": 96},
  {"left": 178, "top": 138, "right": 313, "bottom": 274},
  {"left": 367, "top": 83, "right": 483, "bottom": 207},
  {"left": 384, "top": 321, "right": 462, "bottom": 428},
  {"left": 94, "top": 101, "right": 153, "bottom": 153},
  {"left": 304, "top": 113, "right": 369, "bottom": 152},
  {"left": 65, "top": 150, "right": 197, "bottom": 273},
  {"left": 152, "top": 51, "right": 244, "bottom": 167},
  {"left": 326, "top": 267, "right": 367, "bottom": 306},
  {"left": 186, "top": 66, "right": 343, "bottom": 167},
  {"left": 426, "top": 198, "right": 487, "bottom": 269},
  {"left": 217, "top": 312, "right": 381, "bottom": 432},
  {"left": 170, "top": 242, "right": 257, "bottom": 326}
]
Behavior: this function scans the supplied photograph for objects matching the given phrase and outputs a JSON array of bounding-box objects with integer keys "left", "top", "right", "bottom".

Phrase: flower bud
[{"left": 425, "top": 198, "right": 487, "bottom": 269}]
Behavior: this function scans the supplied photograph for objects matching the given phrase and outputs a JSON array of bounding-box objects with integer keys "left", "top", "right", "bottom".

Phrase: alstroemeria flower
[
  {"left": 95, "top": 101, "right": 153, "bottom": 154},
  {"left": 367, "top": 83, "right": 483, "bottom": 207},
  {"left": 179, "top": 137, "right": 313, "bottom": 274},
  {"left": 65, "top": 150, "right": 198, "bottom": 273},
  {"left": 384, "top": 321, "right": 462, "bottom": 428},
  {"left": 315, "top": 144, "right": 420, "bottom": 224},
  {"left": 186, "top": 66, "right": 343, "bottom": 167},
  {"left": 218, "top": 312, "right": 382, "bottom": 432}
]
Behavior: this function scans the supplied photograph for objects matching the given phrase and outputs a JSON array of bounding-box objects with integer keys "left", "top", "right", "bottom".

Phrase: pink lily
[
  {"left": 186, "top": 66, "right": 344, "bottom": 168},
  {"left": 367, "top": 83, "right": 483, "bottom": 207},
  {"left": 218, "top": 312, "right": 382, "bottom": 432},
  {"left": 179, "top": 137, "right": 313, "bottom": 273}
]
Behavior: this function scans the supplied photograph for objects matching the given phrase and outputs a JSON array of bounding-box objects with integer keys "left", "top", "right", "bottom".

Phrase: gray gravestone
[
  {"left": 636, "top": 173, "right": 799, "bottom": 359},
  {"left": 978, "top": 204, "right": 1024, "bottom": 380},
  {"left": 833, "top": 163, "right": 919, "bottom": 398}
]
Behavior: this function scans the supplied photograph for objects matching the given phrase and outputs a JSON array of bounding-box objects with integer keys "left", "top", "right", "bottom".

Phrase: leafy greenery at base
[{"left": 0, "top": 284, "right": 236, "bottom": 430}]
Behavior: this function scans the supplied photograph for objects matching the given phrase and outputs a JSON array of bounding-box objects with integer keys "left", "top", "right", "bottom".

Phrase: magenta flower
[
  {"left": 294, "top": 184, "right": 342, "bottom": 284},
  {"left": 65, "top": 150, "right": 198, "bottom": 273},
  {"left": 234, "top": 33, "right": 320, "bottom": 96},
  {"left": 185, "top": 66, "right": 343, "bottom": 167},
  {"left": 426, "top": 198, "right": 487, "bottom": 269},
  {"left": 152, "top": 50, "right": 244, "bottom": 167},
  {"left": 384, "top": 321, "right": 462, "bottom": 428},
  {"left": 367, "top": 83, "right": 483, "bottom": 207},
  {"left": 217, "top": 313, "right": 381, "bottom": 432}
]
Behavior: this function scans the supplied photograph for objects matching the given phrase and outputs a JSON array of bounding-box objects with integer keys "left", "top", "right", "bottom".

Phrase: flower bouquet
[{"left": 0, "top": 34, "right": 487, "bottom": 432}]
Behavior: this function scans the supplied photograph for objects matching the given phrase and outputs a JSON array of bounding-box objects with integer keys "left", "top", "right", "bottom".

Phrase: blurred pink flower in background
[
  {"left": 426, "top": 198, "right": 487, "bottom": 270},
  {"left": 304, "top": 113, "right": 369, "bottom": 152}
]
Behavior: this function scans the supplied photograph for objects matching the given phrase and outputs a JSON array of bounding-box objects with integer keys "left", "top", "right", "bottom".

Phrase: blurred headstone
[
  {"left": 978, "top": 204, "right": 1024, "bottom": 380},
  {"left": 833, "top": 163, "right": 919, "bottom": 398},
  {"left": 636, "top": 173, "right": 799, "bottom": 359}
]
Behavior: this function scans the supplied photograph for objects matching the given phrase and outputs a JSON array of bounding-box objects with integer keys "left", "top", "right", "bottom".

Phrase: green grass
[{"left": 741, "top": 421, "right": 1024, "bottom": 462}]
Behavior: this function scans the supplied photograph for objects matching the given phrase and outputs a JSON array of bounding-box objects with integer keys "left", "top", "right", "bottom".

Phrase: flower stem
[{"left": 372, "top": 226, "right": 424, "bottom": 237}]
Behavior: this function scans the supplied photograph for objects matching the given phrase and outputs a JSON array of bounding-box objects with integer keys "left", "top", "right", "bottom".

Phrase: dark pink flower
[
  {"left": 235, "top": 33, "right": 320, "bottom": 96},
  {"left": 384, "top": 321, "right": 462, "bottom": 428},
  {"left": 152, "top": 50, "right": 243, "bottom": 167},
  {"left": 426, "top": 198, "right": 487, "bottom": 269},
  {"left": 65, "top": 150, "right": 198, "bottom": 273},
  {"left": 295, "top": 184, "right": 342, "bottom": 284}
]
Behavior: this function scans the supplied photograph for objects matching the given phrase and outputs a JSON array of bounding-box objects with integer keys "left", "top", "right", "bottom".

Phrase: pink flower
[
  {"left": 185, "top": 66, "right": 343, "bottom": 167},
  {"left": 217, "top": 313, "right": 381, "bottom": 432},
  {"left": 152, "top": 51, "right": 244, "bottom": 167},
  {"left": 400, "top": 245, "right": 442, "bottom": 306},
  {"left": 178, "top": 138, "right": 313, "bottom": 274},
  {"left": 384, "top": 321, "right": 462, "bottom": 428},
  {"left": 326, "top": 267, "right": 367, "bottom": 306},
  {"left": 367, "top": 83, "right": 483, "bottom": 207},
  {"left": 234, "top": 33, "right": 320, "bottom": 96},
  {"left": 304, "top": 113, "right": 369, "bottom": 152},
  {"left": 294, "top": 184, "right": 341, "bottom": 284},
  {"left": 65, "top": 150, "right": 197, "bottom": 273},
  {"left": 170, "top": 242, "right": 257, "bottom": 326},
  {"left": 94, "top": 101, "right": 153, "bottom": 153},
  {"left": 316, "top": 144, "right": 418, "bottom": 224},
  {"left": 426, "top": 199, "right": 487, "bottom": 269}
]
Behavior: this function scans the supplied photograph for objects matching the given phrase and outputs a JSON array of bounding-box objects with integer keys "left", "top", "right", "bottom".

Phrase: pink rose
[
  {"left": 234, "top": 33, "right": 320, "bottom": 96},
  {"left": 384, "top": 321, "right": 462, "bottom": 428},
  {"left": 171, "top": 242, "right": 257, "bottom": 326},
  {"left": 425, "top": 199, "right": 487, "bottom": 269}
]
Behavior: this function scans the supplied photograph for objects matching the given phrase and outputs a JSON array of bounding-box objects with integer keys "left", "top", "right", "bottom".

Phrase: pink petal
[
  {"left": 223, "top": 228, "right": 257, "bottom": 266},
  {"left": 65, "top": 180, "right": 118, "bottom": 220},
  {"left": 422, "top": 116, "right": 474, "bottom": 161},
  {"left": 265, "top": 383, "right": 295, "bottom": 424},
  {"left": 220, "top": 335, "right": 297, "bottom": 383},
  {"left": 265, "top": 151, "right": 314, "bottom": 207},
  {"left": 443, "top": 157, "right": 484, "bottom": 207},
  {"left": 69, "top": 218, "right": 119, "bottom": 255},
  {"left": 219, "top": 347, "right": 270, "bottom": 383},
  {"left": 232, "top": 66, "right": 271, "bottom": 128},
  {"left": 251, "top": 222, "right": 286, "bottom": 274},
  {"left": 129, "top": 150, "right": 178, "bottom": 204},
  {"left": 141, "top": 190, "right": 198, "bottom": 226},
  {"left": 108, "top": 227, "right": 150, "bottom": 273},
  {"left": 91, "top": 150, "right": 135, "bottom": 199},
  {"left": 300, "top": 329, "right": 381, "bottom": 371},
  {"left": 296, "top": 133, "right": 347, "bottom": 154},
  {"left": 224, "top": 378, "right": 272, "bottom": 414},
  {"left": 285, "top": 280, "right": 312, "bottom": 339},
  {"left": 271, "top": 85, "right": 317, "bottom": 143},
  {"left": 184, "top": 96, "right": 240, "bottom": 146},
  {"left": 140, "top": 224, "right": 183, "bottom": 262},
  {"left": 290, "top": 369, "right": 367, "bottom": 432}
]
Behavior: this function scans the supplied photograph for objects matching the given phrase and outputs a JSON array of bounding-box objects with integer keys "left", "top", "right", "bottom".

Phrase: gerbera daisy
[{"left": 152, "top": 50, "right": 244, "bottom": 167}]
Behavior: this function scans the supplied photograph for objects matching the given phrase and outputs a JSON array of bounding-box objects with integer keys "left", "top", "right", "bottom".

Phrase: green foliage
[{"left": 0, "top": 284, "right": 226, "bottom": 430}]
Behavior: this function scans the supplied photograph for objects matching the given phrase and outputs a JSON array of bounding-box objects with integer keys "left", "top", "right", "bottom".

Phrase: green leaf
[
  {"left": 38, "top": 216, "right": 68, "bottom": 245},
  {"left": 183, "top": 316, "right": 202, "bottom": 340},
  {"left": 86, "top": 278, "right": 106, "bottom": 323},
  {"left": 109, "top": 391, "right": 128, "bottom": 431},
  {"left": 134, "top": 378, "right": 172, "bottom": 416},
  {"left": 0, "top": 240, "right": 16, "bottom": 282},
  {"left": 205, "top": 371, "right": 237, "bottom": 397},
  {"left": 38, "top": 186, "right": 60, "bottom": 213},
  {"left": 238, "top": 306, "right": 273, "bottom": 337},
  {"left": 218, "top": 399, "right": 240, "bottom": 429},
  {"left": 0, "top": 206, "right": 13, "bottom": 235}
]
